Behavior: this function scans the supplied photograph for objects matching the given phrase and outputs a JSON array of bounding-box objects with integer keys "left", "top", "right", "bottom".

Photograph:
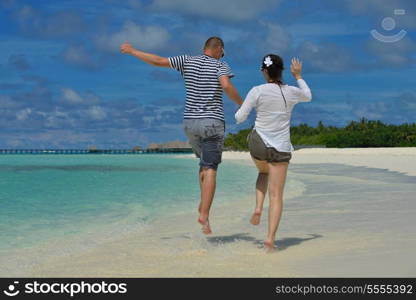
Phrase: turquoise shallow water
[{"left": 0, "top": 154, "right": 259, "bottom": 251}]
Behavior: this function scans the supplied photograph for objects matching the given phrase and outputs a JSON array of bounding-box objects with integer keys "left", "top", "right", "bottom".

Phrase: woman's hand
[{"left": 290, "top": 58, "right": 303, "bottom": 80}]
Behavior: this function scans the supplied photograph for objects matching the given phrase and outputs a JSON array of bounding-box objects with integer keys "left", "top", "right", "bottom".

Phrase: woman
[{"left": 235, "top": 54, "right": 312, "bottom": 251}]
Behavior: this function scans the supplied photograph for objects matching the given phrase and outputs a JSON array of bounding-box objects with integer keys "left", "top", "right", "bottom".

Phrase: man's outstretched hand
[
  {"left": 118, "top": 43, "right": 169, "bottom": 67},
  {"left": 120, "top": 42, "right": 134, "bottom": 54}
]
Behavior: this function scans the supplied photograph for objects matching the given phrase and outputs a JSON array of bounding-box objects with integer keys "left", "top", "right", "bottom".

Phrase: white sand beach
[
  {"left": 223, "top": 147, "right": 416, "bottom": 176},
  {"left": 19, "top": 148, "right": 416, "bottom": 277}
]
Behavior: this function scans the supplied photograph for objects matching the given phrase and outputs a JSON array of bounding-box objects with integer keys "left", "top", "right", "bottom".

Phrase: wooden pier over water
[{"left": 0, "top": 148, "right": 193, "bottom": 155}]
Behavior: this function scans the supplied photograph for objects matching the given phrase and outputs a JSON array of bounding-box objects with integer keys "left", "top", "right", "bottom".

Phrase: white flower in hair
[{"left": 264, "top": 56, "right": 273, "bottom": 67}]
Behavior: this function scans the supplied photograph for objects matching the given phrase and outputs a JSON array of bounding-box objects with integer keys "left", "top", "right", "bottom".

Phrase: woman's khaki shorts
[{"left": 248, "top": 129, "right": 291, "bottom": 163}]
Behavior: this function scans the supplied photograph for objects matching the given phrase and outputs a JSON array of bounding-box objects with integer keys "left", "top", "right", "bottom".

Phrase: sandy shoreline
[
  {"left": 17, "top": 148, "right": 416, "bottom": 277},
  {"left": 221, "top": 147, "right": 416, "bottom": 176}
]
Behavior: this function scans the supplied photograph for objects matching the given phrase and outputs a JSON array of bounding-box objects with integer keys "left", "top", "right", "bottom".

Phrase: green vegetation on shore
[{"left": 224, "top": 119, "right": 416, "bottom": 150}]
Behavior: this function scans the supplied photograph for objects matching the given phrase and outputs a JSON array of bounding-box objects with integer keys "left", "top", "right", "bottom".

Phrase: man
[{"left": 120, "top": 37, "right": 243, "bottom": 234}]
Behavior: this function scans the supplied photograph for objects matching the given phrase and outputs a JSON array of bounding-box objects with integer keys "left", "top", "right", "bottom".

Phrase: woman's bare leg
[
  {"left": 265, "top": 162, "right": 288, "bottom": 251},
  {"left": 250, "top": 157, "right": 269, "bottom": 225}
]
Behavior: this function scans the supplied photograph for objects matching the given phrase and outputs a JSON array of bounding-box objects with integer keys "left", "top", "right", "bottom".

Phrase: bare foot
[
  {"left": 250, "top": 211, "right": 261, "bottom": 225},
  {"left": 198, "top": 218, "right": 212, "bottom": 235},
  {"left": 264, "top": 240, "right": 276, "bottom": 253}
]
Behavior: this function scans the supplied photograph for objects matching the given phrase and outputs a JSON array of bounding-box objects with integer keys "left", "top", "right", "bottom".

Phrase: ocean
[{"left": 0, "top": 154, "right": 260, "bottom": 253}]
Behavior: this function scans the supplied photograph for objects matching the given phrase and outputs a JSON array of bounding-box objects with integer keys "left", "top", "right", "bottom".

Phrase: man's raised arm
[{"left": 120, "top": 42, "right": 170, "bottom": 67}]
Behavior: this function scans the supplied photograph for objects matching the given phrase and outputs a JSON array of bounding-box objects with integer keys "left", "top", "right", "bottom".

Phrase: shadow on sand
[{"left": 206, "top": 233, "right": 322, "bottom": 251}]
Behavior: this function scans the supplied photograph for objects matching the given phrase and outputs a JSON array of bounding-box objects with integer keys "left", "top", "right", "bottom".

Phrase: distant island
[{"left": 224, "top": 119, "right": 416, "bottom": 150}]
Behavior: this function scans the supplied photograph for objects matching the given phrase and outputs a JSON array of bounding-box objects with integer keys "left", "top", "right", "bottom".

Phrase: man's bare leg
[
  {"left": 198, "top": 167, "right": 203, "bottom": 214},
  {"left": 198, "top": 167, "right": 216, "bottom": 234},
  {"left": 265, "top": 162, "right": 288, "bottom": 251},
  {"left": 250, "top": 158, "right": 269, "bottom": 225}
]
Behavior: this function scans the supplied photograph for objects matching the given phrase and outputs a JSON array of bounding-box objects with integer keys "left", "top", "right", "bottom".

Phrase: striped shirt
[{"left": 168, "top": 54, "right": 234, "bottom": 121}]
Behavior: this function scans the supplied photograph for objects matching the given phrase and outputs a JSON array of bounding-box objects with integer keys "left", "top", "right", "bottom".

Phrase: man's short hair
[{"left": 204, "top": 37, "right": 224, "bottom": 49}]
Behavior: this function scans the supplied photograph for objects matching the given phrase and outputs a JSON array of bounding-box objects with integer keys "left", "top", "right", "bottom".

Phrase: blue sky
[{"left": 0, "top": 0, "right": 415, "bottom": 148}]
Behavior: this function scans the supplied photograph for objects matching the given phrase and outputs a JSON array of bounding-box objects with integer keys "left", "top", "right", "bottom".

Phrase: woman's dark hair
[{"left": 261, "top": 54, "right": 284, "bottom": 85}]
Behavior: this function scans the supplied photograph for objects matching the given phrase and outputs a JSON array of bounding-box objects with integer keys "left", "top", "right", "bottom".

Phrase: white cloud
[
  {"left": 62, "top": 88, "right": 83, "bottom": 104},
  {"left": 297, "top": 41, "right": 355, "bottom": 73},
  {"left": 62, "top": 45, "right": 98, "bottom": 70},
  {"left": 0, "top": 95, "right": 19, "bottom": 108},
  {"left": 258, "top": 21, "right": 292, "bottom": 55},
  {"left": 288, "top": 23, "right": 368, "bottom": 41},
  {"left": 43, "top": 108, "right": 75, "bottom": 129},
  {"left": 150, "top": 0, "right": 282, "bottom": 22},
  {"left": 0, "top": 127, "right": 152, "bottom": 149},
  {"left": 1, "top": 130, "right": 97, "bottom": 148},
  {"left": 325, "top": 0, "right": 416, "bottom": 29},
  {"left": 352, "top": 102, "right": 386, "bottom": 121},
  {"left": 14, "top": 4, "right": 85, "bottom": 38},
  {"left": 61, "top": 88, "right": 101, "bottom": 105},
  {"left": 16, "top": 107, "right": 32, "bottom": 121},
  {"left": 6, "top": 138, "right": 24, "bottom": 147},
  {"left": 87, "top": 106, "right": 107, "bottom": 120},
  {"left": 399, "top": 92, "right": 416, "bottom": 111},
  {"left": 95, "top": 20, "right": 170, "bottom": 53},
  {"left": 152, "top": 106, "right": 180, "bottom": 121},
  {"left": 142, "top": 116, "right": 154, "bottom": 126},
  {"left": 366, "top": 36, "right": 416, "bottom": 68}
]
